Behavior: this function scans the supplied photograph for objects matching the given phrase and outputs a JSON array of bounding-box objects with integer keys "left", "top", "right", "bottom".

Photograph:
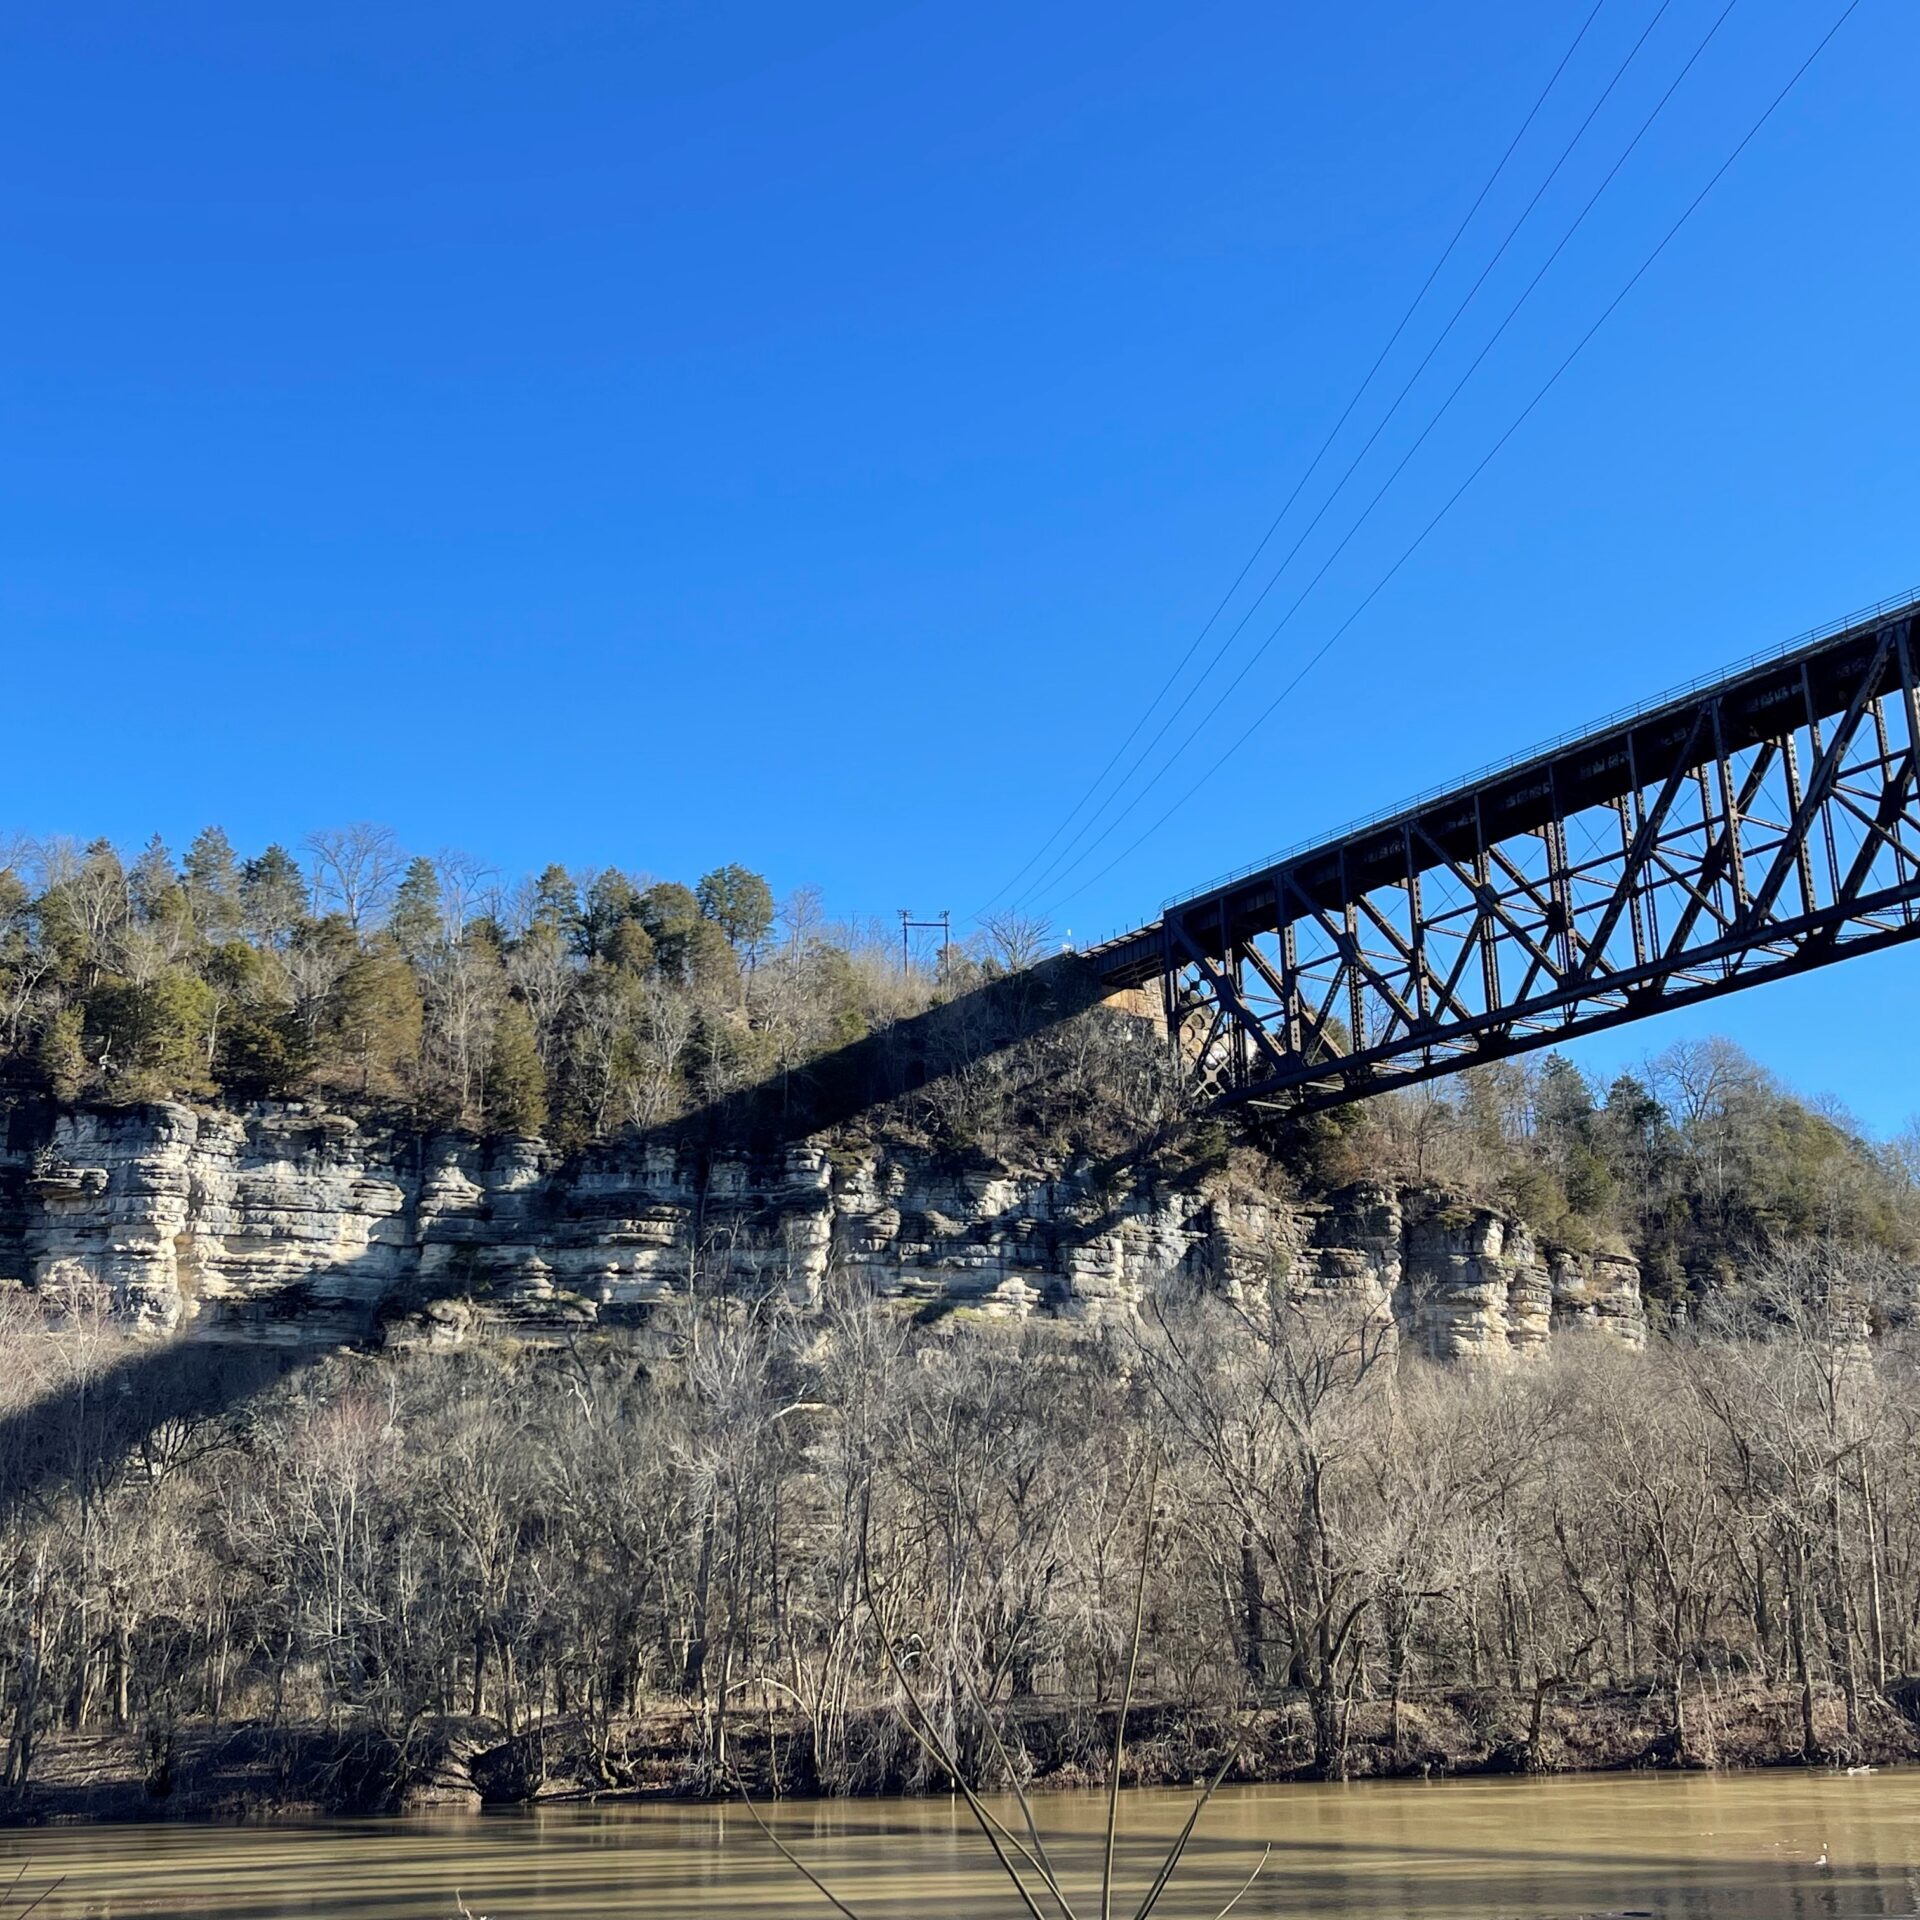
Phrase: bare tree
[
  {"left": 623, "top": 972, "right": 697, "bottom": 1131},
  {"left": 304, "top": 825, "right": 403, "bottom": 933},
  {"left": 435, "top": 851, "right": 499, "bottom": 944},
  {"left": 977, "top": 911, "right": 1052, "bottom": 972},
  {"left": 778, "top": 884, "right": 827, "bottom": 954}
]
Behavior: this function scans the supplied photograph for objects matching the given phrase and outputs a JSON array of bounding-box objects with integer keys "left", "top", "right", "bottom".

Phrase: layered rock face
[{"left": 0, "top": 1103, "right": 1644, "bottom": 1361}]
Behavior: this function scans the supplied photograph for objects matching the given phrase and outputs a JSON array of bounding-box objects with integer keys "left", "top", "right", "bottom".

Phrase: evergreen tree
[
  {"left": 485, "top": 998, "right": 548, "bottom": 1135},
  {"left": 184, "top": 827, "right": 244, "bottom": 941},
  {"left": 85, "top": 968, "right": 218, "bottom": 1100},
  {"left": 635, "top": 881, "right": 725, "bottom": 987},
  {"left": 462, "top": 912, "right": 508, "bottom": 955},
  {"left": 530, "top": 865, "right": 579, "bottom": 939},
  {"left": 328, "top": 943, "right": 423, "bottom": 1098},
  {"left": 579, "top": 870, "right": 644, "bottom": 962},
  {"left": 606, "top": 918, "right": 656, "bottom": 976},
  {"left": 658, "top": 917, "right": 739, "bottom": 997},
  {"left": 696, "top": 865, "right": 775, "bottom": 953},
  {"left": 635, "top": 881, "right": 701, "bottom": 943},
  {"left": 388, "top": 856, "right": 444, "bottom": 963},
  {"left": 240, "top": 846, "right": 310, "bottom": 949},
  {"left": 206, "top": 940, "right": 303, "bottom": 1097},
  {"left": 129, "top": 835, "right": 179, "bottom": 923},
  {"left": 1535, "top": 1053, "right": 1596, "bottom": 1144},
  {"left": 38, "top": 1005, "right": 86, "bottom": 1101}
]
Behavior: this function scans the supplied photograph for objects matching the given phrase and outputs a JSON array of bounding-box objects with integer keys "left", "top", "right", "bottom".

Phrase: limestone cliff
[{"left": 0, "top": 1102, "right": 1644, "bottom": 1361}]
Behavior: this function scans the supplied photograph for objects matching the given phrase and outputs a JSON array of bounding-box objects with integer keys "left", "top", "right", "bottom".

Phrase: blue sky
[{"left": 3, "top": 0, "right": 1916, "bottom": 1130}]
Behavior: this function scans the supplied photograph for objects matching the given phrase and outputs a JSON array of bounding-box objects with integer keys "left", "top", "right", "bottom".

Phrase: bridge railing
[{"left": 1158, "top": 585, "right": 1920, "bottom": 915}]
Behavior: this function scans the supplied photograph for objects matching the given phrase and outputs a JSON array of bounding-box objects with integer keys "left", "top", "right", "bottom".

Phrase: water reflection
[{"left": 2, "top": 1771, "right": 1918, "bottom": 1918}]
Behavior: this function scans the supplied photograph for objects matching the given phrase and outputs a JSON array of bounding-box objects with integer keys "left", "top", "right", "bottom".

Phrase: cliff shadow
[
  {"left": 0, "top": 1230, "right": 424, "bottom": 1519},
  {"left": 0, "top": 956, "right": 1143, "bottom": 1508},
  {"left": 0, "top": 1338, "right": 302, "bottom": 1515}
]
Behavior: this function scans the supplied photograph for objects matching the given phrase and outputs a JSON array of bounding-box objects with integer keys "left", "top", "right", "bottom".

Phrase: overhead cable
[
  {"left": 1006, "top": 0, "right": 1687, "bottom": 914},
  {"left": 970, "top": 0, "right": 1612, "bottom": 918},
  {"left": 1022, "top": 0, "right": 1750, "bottom": 910},
  {"left": 1039, "top": 0, "right": 1866, "bottom": 919}
]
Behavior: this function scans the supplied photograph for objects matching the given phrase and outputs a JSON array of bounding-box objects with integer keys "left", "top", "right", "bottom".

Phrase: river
[{"left": 3, "top": 1771, "right": 1916, "bottom": 1917}]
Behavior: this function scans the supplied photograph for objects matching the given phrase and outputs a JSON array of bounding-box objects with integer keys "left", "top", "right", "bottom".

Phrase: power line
[
  {"left": 997, "top": 0, "right": 1683, "bottom": 917},
  {"left": 1011, "top": 0, "right": 1694, "bottom": 913},
  {"left": 1020, "top": 0, "right": 1747, "bottom": 911},
  {"left": 1041, "top": 0, "right": 1867, "bottom": 919},
  {"left": 969, "top": 0, "right": 1611, "bottom": 919}
]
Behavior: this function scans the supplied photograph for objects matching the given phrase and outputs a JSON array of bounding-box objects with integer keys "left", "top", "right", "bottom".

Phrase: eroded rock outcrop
[{"left": 0, "top": 1102, "right": 1644, "bottom": 1360}]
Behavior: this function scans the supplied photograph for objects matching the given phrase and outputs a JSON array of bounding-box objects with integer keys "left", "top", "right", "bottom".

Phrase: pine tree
[
  {"left": 184, "top": 827, "right": 243, "bottom": 941},
  {"left": 485, "top": 998, "right": 548, "bottom": 1136},
  {"left": 129, "top": 835, "right": 179, "bottom": 923},
  {"left": 660, "top": 917, "right": 738, "bottom": 997},
  {"left": 388, "top": 856, "right": 444, "bottom": 964},
  {"left": 240, "top": 846, "right": 310, "bottom": 949},
  {"left": 38, "top": 1006, "right": 87, "bottom": 1101},
  {"left": 579, "top": 870, "right": 644, "bottom": 961},
  {"left": 328, "top": 943, "right": 423, "bottom": 1098},
  {"left": 530, "top": 864, "right": 579, "bottom": 940},
  {"left": 634, "top": 881, "right": 715, "bottom": 984},
  {"left": 696, "top": 864, "right": 774, "bottom": 953},
  {"left": 635, "top": 880, "right": 700, "bottom": 943}
]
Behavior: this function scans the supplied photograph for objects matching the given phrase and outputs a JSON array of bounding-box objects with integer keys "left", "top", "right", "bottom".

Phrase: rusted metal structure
[{"left": 1088, "top": 590, "right": 1920, "bottom": 1112}]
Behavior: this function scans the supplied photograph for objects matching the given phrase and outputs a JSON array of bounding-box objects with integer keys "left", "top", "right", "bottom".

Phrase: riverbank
[{"left": 8, "top": 1682, "right": 1918, "bottom": 1824}]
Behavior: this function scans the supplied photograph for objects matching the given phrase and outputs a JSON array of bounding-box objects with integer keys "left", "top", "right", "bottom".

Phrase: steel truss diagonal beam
[{"left": 1086, "top": 595, "right": 1920, "bottom": 1114}]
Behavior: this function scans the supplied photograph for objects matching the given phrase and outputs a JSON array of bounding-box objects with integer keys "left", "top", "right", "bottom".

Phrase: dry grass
[
  {"left": 0, "top": 1861, "right": 59, "bottom": 1918},
  {"left": 734, "top": 1485, "right": 1271, "bottom": 1920}
]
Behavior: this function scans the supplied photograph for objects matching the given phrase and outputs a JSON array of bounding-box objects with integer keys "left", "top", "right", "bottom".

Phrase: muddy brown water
[{"left": 3, "top": 1771, "right": 1918, "bottom": 1917}]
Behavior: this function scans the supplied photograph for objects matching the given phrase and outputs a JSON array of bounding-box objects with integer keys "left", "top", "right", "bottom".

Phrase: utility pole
[{"left": 898, "top": 908, "right": 952, "bottom": 976}]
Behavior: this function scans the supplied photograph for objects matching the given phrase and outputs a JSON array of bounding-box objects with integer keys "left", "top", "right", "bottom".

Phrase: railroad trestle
[{"left": 1088, "top": 593, "right": 1920, "bottom": 1112}]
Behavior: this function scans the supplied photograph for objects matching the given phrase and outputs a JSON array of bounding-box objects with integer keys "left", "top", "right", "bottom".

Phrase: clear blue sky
[{"left": 4, "top": 1, "right": 1916, "bottom": 1130}]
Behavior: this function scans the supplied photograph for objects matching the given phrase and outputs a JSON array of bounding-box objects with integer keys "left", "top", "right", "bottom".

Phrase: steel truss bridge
[{"left": 1088, "top": 591, "right": 1920, "bottom": 1113}]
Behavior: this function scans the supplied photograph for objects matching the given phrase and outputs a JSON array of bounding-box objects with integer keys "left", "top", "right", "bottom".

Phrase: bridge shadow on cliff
[
  {"left": 0, "top": 956, "right": 1144, "bottom": 1511},
  {"left": 641, "top": 954, "right": 1217, "bottom": 1320},
  {"left": 668, "top": 952, "right": 1115, "bottom": 1149}
]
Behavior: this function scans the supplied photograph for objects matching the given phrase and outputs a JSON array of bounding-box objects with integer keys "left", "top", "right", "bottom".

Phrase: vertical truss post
[
  {"left": 1543, "top": 806, "right": 1574, "bottom": 980},
  {"left": 1472, "top": 796, "right": 1500, "bottom": 1022},
  {"left": 1342, "top": 910, "right": 1365, "bottom": 1054},
  {"left": 1404, "top": 823, "right": 1431, "bottom": 1028},
  {"left": 1896, "top": 621, "right": 1920, "bottom": 762},
  {"left": 1279, "top": 916, "right": 1303, "bottom": 1056},
  {"left": 1621, "top": 729, "right": 1651, "bottom": 976},
  {"left": 1712, "top": 697, "right": 1752, "bottom": 918}
]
